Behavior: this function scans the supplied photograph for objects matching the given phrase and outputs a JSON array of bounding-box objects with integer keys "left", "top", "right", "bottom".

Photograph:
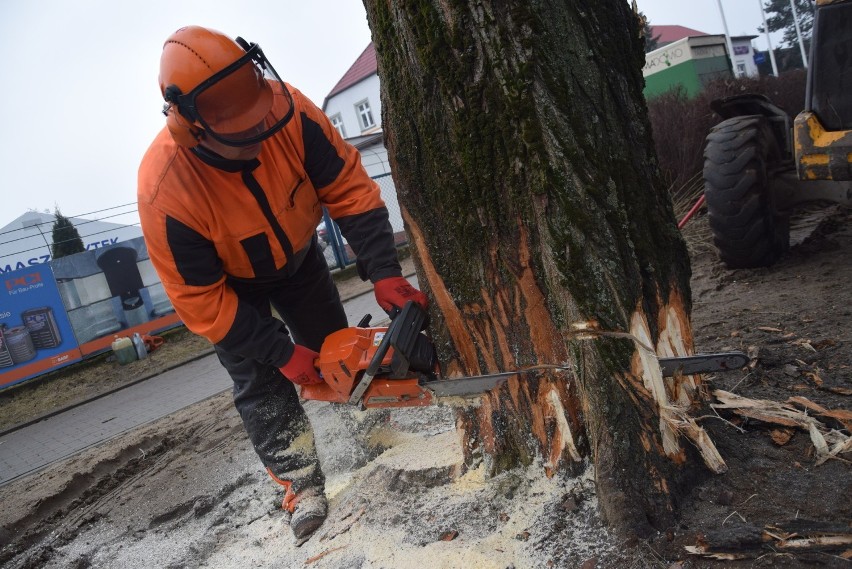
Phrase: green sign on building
[{"left": 643, "top": 36, "right": 732, "bottom": 99}]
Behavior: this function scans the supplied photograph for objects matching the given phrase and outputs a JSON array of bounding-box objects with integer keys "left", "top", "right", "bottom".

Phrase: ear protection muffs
[{"left": 162, "top": 85, "right": 204, "bottom": 148}]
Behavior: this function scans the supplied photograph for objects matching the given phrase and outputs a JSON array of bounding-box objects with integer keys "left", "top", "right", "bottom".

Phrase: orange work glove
[
  {"left": 279, "top": 345, "right": 323, "bottom": 385},
  {"left": 374, "top": 276, "right": 428, "bottom": 316}
]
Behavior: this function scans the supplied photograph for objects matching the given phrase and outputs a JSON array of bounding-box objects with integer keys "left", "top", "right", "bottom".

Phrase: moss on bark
[{"left": 364, "top": 0, "right": 699, "bottom": 538}]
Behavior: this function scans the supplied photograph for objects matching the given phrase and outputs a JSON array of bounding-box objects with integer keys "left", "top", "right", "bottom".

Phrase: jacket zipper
[{"left": 241, "top": 166, "right": 295, "bottom": 261}]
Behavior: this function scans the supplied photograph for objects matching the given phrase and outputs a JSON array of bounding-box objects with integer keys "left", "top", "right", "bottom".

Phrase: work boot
[
  {"left": 267, "top": 468, "right": 328, "bottom": 540},
  {"left": 285, "top": 486, "right": 328, "bottom": 540}
]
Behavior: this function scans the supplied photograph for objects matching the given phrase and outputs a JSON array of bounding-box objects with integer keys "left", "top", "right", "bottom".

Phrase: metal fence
[{"left": 318, "top": 173, "right": 408, "bottom": 270}]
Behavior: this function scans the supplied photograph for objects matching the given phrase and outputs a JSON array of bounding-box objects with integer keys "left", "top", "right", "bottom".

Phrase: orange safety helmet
[{"left": 158, "top": 26, "right": 294, "bottom": 147}]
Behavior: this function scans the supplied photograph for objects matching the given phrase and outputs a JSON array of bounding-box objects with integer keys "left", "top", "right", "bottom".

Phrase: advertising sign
[
  {"left": 50, "top": 236, "right": 180, "bottom": 356},
  {"left": 0, "top": 265, "right": 82, "bottom": 389}
]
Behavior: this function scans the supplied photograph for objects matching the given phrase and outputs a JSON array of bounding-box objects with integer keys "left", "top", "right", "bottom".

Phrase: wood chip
[
  {"left": 747, "top": 346, "right": 759, "bottom": 369},
  {"left": 758, "top": 327, "right": 784, "bottom": 333},
  {"left": 776, "top": 535, "right": 852, "bottom": 550},
  {"left": 812, "top": 339, "right": 837, "bottom": 350},
  {"left": 735, "top": 408, "right": 802, "bottom": 427},
  {"left": 684, "top": 546, "right": 748, "bottom": 560},
  {"left": 806, "top": 372, "right": 824, "bottom": 386},
  {"left": 830, "top": 437, "right": 852, "bottom": 457},
  {"left": 305, "top": 545, "right": 348, "bottom": 564},
  {"left": 787, "top": 396, "right": 828, "bottom": 414},
  {"left": 827, "top": 386, "right": 852, "bottom": 395},
  {"left": 439, "top": 530, "right": 459, "bottom": 542},
  {"left": 809, "top": 423, "right": 830, "bottom": 464},
  {"left": 821, "top": 408, "right": 852, "bottom": 420},
  {"left": 770, "top": 428, "right": 794, "bottom": 445}
]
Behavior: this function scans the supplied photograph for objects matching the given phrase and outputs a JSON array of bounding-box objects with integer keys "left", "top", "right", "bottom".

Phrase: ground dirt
[{"left": 0, "top": 214, "right": 849, "bottom": 568}]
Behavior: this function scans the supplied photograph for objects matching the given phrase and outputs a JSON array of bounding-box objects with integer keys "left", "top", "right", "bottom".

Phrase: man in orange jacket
[{"left": 137, "top": 26, "right": 427, "bottom": 541}]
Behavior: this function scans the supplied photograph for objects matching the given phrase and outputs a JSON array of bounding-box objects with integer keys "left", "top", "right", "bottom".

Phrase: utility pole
[
  {"left": 759, "top": 0, "right": 780, "bottom": 76},
  {"left": 715, "top": 0, "right": 740, "bottom": 77},
  {"left": 789, "top": 0, "right": 809, "bottom": 68}
]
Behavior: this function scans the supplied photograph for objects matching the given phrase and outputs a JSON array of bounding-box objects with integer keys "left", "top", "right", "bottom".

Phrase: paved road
[{"left": 0, "top": 278, "right": 417, "bottom": 486}]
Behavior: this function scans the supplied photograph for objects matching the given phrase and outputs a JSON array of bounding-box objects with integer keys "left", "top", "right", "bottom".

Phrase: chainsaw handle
[{"left": 365, "top": 319, "right": 396, "bottom": 377}]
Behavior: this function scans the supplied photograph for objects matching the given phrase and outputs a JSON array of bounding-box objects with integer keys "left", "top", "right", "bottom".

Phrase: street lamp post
[
  {"left": 715, "top": 0, "right": 741, "bottom": 77},
  {"left": 759, "top": 0, "right": 780, "bottom": 76},
  {"left": 789, "top": 0, "right": 810, "bottom": 68}
]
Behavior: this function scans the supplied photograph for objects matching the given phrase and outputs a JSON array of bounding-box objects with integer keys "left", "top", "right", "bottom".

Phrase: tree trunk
[{"left": 363, "top": 0, "right": 723, "bottom": 537}]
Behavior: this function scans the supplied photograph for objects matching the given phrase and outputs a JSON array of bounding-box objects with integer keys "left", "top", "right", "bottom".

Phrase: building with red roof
[{"left": 649, "top": 25, "right": 708, "bottom": 47}]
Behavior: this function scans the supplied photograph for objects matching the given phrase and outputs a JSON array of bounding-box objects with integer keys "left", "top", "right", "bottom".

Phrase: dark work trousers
[{"left": 213, "top": 240, "right": 348, "bottom": 493}]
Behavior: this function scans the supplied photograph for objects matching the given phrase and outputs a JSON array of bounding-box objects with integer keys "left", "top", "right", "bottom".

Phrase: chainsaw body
[{"left": 300, "top": 302, "right": 439, "bottom": 408}]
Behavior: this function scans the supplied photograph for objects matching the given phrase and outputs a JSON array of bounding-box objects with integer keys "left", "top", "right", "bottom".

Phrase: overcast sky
[{"left": 0, "top": 1, "right": 786, "bottom": 233}]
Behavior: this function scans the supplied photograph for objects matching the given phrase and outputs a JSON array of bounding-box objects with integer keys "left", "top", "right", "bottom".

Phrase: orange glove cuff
[
  {"left": 374, "top": 276, "right": 428, "bottom": 314},
  {"left": 279, "top": 345, "right": 323, "bottom": 385}
]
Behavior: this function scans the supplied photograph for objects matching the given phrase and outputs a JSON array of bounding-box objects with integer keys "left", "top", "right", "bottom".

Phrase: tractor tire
[{"left": 702, "top": 115, "right": 789, "bottom": 268}]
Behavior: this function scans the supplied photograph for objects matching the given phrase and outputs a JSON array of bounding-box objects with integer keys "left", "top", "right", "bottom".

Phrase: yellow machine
[{"left": 702, "top": 0, "right": 852, "bottom": 268}]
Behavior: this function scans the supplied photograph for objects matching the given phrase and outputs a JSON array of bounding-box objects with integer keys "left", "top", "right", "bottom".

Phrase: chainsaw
[{"left": 300, "top": 301, "right": 749, "bottom": 409}]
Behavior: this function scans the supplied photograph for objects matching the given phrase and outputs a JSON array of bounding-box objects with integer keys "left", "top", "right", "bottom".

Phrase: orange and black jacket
[{"left": 138, "top": 84, "right": 400, "bottom": 367}]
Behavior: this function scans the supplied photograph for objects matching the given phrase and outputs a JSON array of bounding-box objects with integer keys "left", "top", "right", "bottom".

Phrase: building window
[
  {"left": 355, "top": 99, "right": 375, "bottom": 130},
  {"left": 330, "top": 114, "right": 346, "bottom": 138},
  {"left": 736, "top": 62, "right": 746, "bottom": 74}
]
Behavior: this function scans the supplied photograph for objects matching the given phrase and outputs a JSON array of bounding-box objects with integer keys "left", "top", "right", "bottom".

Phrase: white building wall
[
  {"left": 731, "top": 38, "right": 759, "bottom": 78},
  {"left": 324, "top": 75, "right": 382, "bottom": 137}
]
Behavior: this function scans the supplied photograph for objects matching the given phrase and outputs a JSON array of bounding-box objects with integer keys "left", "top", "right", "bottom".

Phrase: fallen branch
[
  {"left": 711, "top": 390, "right": 852, "bottom": 464},
  {"left": 305, "top": 545, "right": 349, "bottom": 564},
  {"left": 687, "top": 520, "right": 852, "bottom": 559}
]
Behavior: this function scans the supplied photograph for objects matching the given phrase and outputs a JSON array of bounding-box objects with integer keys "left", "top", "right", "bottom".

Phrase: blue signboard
[{"left": 0, "top": 264, "right": 82, "bottom": 388}]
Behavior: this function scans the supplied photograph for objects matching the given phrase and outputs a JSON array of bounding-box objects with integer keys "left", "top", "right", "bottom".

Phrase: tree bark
[{"left": 363, "top": 0, "right": 722, "bottom": 537}]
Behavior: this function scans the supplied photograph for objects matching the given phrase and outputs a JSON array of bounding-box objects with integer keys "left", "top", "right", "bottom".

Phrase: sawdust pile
[{"left": 1, "top": 399, "right": 626, "bottom": 568}]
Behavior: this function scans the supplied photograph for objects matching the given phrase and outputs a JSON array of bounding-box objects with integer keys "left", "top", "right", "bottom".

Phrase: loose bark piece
[
  {"left": 819, "top": 409, "right": 852, "bottom": 432},
  {"left": 683, "top": 547, "right": 749, "bottom": 560},
  {"left": 770, "top": 428, "right": 794, "bottom": 445},
  {"left": 787, "top": 396, "right": 828, "bottom": 414}
]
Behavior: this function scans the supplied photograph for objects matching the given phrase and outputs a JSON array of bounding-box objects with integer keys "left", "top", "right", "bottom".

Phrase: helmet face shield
[{"left": 174, "top": 42, "right": 294, "bottom": 147}]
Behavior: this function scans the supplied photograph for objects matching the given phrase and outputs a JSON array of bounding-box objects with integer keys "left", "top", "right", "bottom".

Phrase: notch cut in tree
[
  {"left": 51, "top": 209, "right": 85, "bottom": 259},
  {"left": 363, "top": 1, "right": 724, "bottom": 537}
]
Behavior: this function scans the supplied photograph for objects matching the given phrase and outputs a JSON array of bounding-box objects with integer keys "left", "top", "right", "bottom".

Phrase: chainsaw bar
[
  {"left": 421, "top": 370, "right": 540, "bottom": 397},
  {"left": 420, "top": 351, "right": 749, "bottom": 399},
  {"left": 658, "top": 351, "right": 750, "bottom": 376}
]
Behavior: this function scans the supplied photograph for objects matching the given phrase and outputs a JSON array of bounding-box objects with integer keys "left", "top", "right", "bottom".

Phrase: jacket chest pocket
[
  {"left": 286, "top": 177, "right": 307, "bottom": 209},
  {"left": 284, "top": 177, "right": 320, "bottom": 214},
  {"left": 278, "top": 178, "right": 321, "bottom": 249},
  {"left": 238, "top": 233, "right": 276, "bottom": 277}
]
